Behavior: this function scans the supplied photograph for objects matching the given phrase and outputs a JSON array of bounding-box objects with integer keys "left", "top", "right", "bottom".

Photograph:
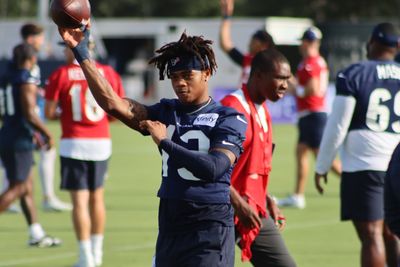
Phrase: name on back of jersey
[
  {"left": 68, "top": 67, "right": 104, "bottom": 81},
  {"left": 193, "top": 113, "right": 219, "bottom": 127},
  {"left": 376, "top": 64, "right": 400, "bottom": 80}
]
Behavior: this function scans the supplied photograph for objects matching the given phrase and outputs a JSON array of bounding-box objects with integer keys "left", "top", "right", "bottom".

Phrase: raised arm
[
  {"left": 79, "top": 60, "right": 148, "bottom": 131},
  {"left": 219, "top": 0, "right": 234, "bottom": 53},
  {"left": 58, "top": 26, "right": 148, "bottom": 132}
]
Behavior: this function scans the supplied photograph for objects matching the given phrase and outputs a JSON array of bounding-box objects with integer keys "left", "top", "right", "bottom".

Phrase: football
[{"left": 50, "top": 0, "right": 91, "bottom": 29}]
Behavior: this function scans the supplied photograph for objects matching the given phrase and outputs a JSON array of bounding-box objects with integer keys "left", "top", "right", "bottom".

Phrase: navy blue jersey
[
  {"left": 0, "top": 67, "right": 37, "bottom": 151},
  {"left": 146, "top": 98, "right": 247, "bottom": 204},
  {"left": 336, "top": 60, "right": 400, "bottom": 133}
]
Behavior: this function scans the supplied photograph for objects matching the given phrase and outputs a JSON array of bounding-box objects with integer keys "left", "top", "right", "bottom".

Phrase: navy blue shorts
[
  {"left": 298, "top": 112, "right": 327, "bottom": 149},
  {"left": 60, "top": 157, "right": 108, "bottom": 191},
  {"left": 385, "top": 144, "right": 400, "bottom": 238},
  {"left": 341, "top": 171, "right": 385, "bottom": 221},
  {"left": 0, "top": 150, "right": 33, "bottom": 183},
  {"left": 155, "top": 224, "right": 235, "bottom": 267}
]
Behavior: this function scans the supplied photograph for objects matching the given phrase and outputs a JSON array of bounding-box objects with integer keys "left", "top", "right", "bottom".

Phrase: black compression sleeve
[
  {"left": 159, "top": 139, "right": 232, "bottom": 182},
  {"left": 227, "top": 48, "right": 245, "bottom": 66}
]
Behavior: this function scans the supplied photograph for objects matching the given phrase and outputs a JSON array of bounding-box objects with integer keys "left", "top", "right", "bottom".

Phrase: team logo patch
[
  {"left": 193, "top": 113, "right": 219, "bottom": 127},
  {"left": 170, "top": 57, "right": 180, "bottom": 66}
]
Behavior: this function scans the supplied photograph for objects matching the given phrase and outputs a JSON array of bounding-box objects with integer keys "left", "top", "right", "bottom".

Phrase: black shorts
[
  {"left": 155, "top": 225, "right": 235, "bottom": 267},
  {"left": 384, "top": 144, "right": 400, "bottom": 238},
  {"left": 60, "top": 157, "right": 108, "bottom": 191},
  {"left": 298, "top": 112, "right": 327, "bottom": 149},
  {"left": 236, "top": 216, "right": 296, "bottom": 267},
  {"left": 0, "top": 150, "right": 33, "bottom": 183},
  {"left": 341, "top": 171, "right": 385, "bottom": 221}
]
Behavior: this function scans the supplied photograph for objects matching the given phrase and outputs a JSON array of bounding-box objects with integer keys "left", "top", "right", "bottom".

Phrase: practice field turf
[{"left": 0, "top": 122, "right": 359, "bottom": 267}]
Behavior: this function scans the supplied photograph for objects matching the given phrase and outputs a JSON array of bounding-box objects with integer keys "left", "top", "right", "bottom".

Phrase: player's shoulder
[
  {"left": 304, "top": 55, "right": 327, "bottom": 69},
  {"left": 221, "top": 89, "right": 251, "bottom": 114},
  {"left": 209, "top": 100, "right": 247, "bottom": 126},
  {"left": 52, "top": 64, "right": 71, "bottom": 75},
  {"left": 315, "top": 55, "right": 328, "bottom": 68},
  {"left": 340, "top": 61, "right": 369, "bottom": 75},
  {"left": 156, "top": 98, "right": 179, "bottom": 111},
  {"left": 12, "top": 68, "right": 36, "bottom": 85}
]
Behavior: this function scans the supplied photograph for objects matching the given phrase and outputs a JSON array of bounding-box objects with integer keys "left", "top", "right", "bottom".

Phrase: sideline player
[
  {"left": 45, "top": 40, "right": 125, "bottom": 267},
  {"left": 0, "top": 43, "right": 61, "bottom": 247},
  {"left": 58, "top": 26, "right": 247, "bottom": 267},
  {"left": 221, "top": 50, "right": 296, "bottom": 266},
  {"left": 278, "top": 26, "right": 341, "bottom": 209},
  {"left": 315, "top": 22, "right": 400, "bottom": 267},
  {"left": 219, "top": 0, "right": 275, "bottom": 84},
  {"left": 0, "top": 23, "right": 72, "bottom": 212}
]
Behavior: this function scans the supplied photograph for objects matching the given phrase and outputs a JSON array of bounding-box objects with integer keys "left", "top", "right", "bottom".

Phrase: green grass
[{"left": 0, "top": 122, "right": 359, "bottom": 267}]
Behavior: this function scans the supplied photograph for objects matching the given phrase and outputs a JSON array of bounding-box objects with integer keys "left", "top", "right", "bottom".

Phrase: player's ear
[{"left": 203, "top": 69, "right": 211, "bottom": 81}]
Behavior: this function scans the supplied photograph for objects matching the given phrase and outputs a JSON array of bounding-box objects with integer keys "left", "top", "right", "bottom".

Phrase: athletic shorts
[
  {"left": 235, "top": 216, "right": 296, "bottom": 267},
  {"left": 341, "top": 171, "right": 385, "bottom": 221},
  {"left": 155, "top": 225, "right": 235, "bottom": 267},
  {"left": 0, "top": 150, "right": 33, "bottom": 183},
  {"left": 60, "top": 157, "right": 108, "bottom": 191},
  {"left": 298, "top": 112, "right": 327, "bottom": 149},
  {"left": 384, "top": 144, "right": 400, "bottom": 238}
]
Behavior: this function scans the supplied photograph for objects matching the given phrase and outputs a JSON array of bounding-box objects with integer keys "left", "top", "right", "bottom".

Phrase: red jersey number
[{"left": 69, "top": 83, "right": 105, "bottom": 122}]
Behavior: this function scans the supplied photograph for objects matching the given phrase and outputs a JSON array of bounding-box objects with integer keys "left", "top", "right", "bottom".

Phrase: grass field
[{"left": 0, "top": 122, "right": 360, "bottom": 267}]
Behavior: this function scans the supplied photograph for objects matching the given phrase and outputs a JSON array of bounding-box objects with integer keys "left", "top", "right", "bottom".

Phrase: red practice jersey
[
  {"left": 221, "top": 85, "right": 273, "bottom": 261},
  {"left": 296, "top": 55, "right": 328, "bottom": 112},
  {"left": 45, "top": 62, "right": 125, "bottom": 160}
]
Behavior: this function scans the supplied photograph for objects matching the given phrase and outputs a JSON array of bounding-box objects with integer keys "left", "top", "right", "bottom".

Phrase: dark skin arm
[
  {"left": 44, "top": 100, "right": 58, "bottom": 120},
  {"left": 230, "top": 186, "right": 262, "bottom": 229},
  {"left": 315, "top": 172, "right": 328, "bottom": 195},
  {"left": 58, "top": 26, "right": 148, "bottom": 132},
  {"left": 20, "top": 83, "right": 54, "bottom": 149},
  {"left": 219, "top": 0, "right": 235, "bottom": 53},
  {"left": 266, "top": 194, "right": 286, "bottom": 230}
]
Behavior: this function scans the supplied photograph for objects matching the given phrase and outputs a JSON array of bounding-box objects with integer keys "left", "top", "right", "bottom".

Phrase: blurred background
[{"left": 1, "top": 0, "right": 399, "bottom": 120}]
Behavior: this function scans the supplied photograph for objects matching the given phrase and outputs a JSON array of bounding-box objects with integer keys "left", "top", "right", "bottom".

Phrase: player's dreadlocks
[{"left": 149, "top": 32, "right": 217, "bottom": 80}]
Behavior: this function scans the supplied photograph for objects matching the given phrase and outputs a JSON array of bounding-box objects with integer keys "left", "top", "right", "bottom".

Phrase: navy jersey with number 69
[
  {"left": 0, "top": 67, "right": 38, "bottom": 152},
  {"left": 146, "top": 98, "right": 247, "bottom": 204},
  {"left": 335, "top": 60, "right": 400, "bottom": 172},
  {"left": 336, "top": 60, "right": 400, "bottom": 133}
]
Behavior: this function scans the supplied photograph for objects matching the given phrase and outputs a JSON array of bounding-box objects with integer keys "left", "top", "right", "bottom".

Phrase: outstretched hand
[
  {"left": 315, "top": 172, "right": 328, "bottom": 195},
  {"left": 220, "top": 0, "right": 234, "bottom": 17}
]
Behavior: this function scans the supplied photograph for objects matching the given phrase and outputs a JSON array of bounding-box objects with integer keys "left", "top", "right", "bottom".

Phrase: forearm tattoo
[{"left": 124, "top": 98, "right": 148, "bottom": 131}]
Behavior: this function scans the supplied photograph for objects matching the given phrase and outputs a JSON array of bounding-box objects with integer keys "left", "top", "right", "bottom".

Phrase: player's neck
[
  {"left": 369, "top": 52, "right": 395, "bottom": 61},
  {"left": 246, "top": 82, "right": 265, "bottom": 105},
  {"left": 305, "top": 49, "right": 319, "bottom": 58},
  {"left": 180, "top": 97, "right": 212, "bottom": 114}
]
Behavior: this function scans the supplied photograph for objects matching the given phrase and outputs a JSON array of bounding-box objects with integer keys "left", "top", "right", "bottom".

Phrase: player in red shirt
[
  {"left": 221, "top": 50, "right": 296, "bottom": 267},
  {"left": 278, "top": 27, "right": 341, "bottom": 209},
  {"left": 219, "top": 0, "right": 275, "bottom": 84},
  {"left": 45, "top": 40, "right": 125, "bottom": 267}
]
